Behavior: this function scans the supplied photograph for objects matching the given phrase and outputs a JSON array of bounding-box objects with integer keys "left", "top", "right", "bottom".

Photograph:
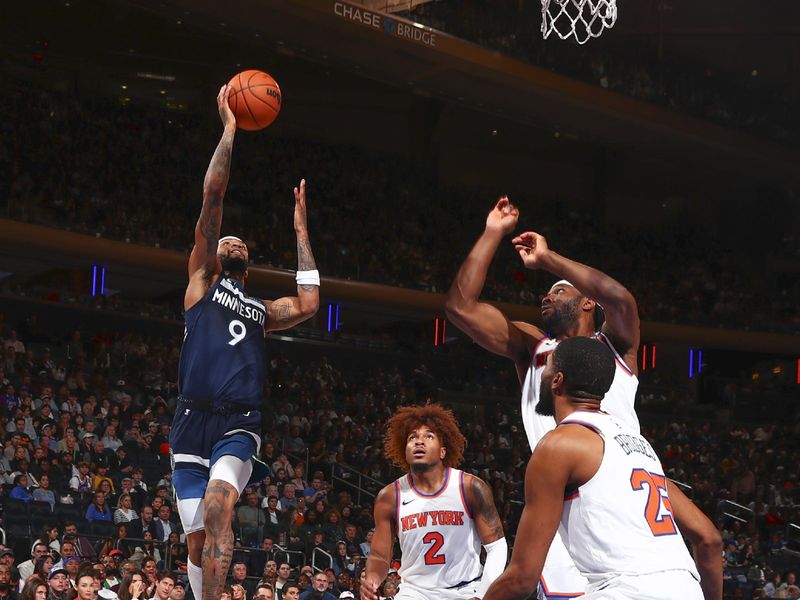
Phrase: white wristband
[{"left": 296, "top": 269, "right": 320, "bottom": 286}]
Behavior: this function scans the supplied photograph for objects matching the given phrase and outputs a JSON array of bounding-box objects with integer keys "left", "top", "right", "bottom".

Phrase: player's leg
[
  {"left": 170, "top": 408, "right": 212, "bottom": 599},
  {"left": 202, "top": 429, "right": 257, "bottom": 600}
]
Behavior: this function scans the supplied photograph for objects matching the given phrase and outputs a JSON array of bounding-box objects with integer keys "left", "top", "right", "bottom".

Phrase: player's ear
[
  {"left": 552, "top": 371, "right": 565, "bottom": 394},
  {"left": 582, "top": 297, "right": 595, "bottom": 313},
  {"left": 440, "top": 447, "right": 446, "bottom": 461}
]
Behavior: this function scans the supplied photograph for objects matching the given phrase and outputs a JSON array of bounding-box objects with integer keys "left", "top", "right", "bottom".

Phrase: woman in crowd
[
  {"left": 141, "top": 556, "right": 158, "bottom": 598},
  {"left": 19, "top": 576, "right": 47, "bottom": 600},
  {"left": 70, "top": 571, "right": 98, "bottom": 600},
  {"left": 117, "top": 571, "right": 146, "bottom": 600},
  {"left": 85, "top": 491, "right": 112, "bottom": 522},
  {"left": 34, "top": 524, "right": 61, "bottom": 555},
  {"left": 231, "top": 583, "right": 247, "bottom": 600},
  {"left": 31, "top": 555, "right": 54, "bottom": 584},
  {"left": 98, "top": 523, "right": 132, "bottom": 558},
  {"left": 113, "top": 493, "right": 138, "bottom": 524},
  {"left": 32, "top": 474, "right": 56, "bottom": 509}
]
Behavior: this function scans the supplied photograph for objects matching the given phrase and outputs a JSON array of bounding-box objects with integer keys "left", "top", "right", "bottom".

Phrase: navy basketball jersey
[{"left": 178, "top": 274, "right": 267, "bottom": 408}]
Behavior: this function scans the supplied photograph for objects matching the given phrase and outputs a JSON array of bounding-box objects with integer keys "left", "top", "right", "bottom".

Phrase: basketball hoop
[{"left": 541, "top": 0, "right": 617, "bottom": 44}]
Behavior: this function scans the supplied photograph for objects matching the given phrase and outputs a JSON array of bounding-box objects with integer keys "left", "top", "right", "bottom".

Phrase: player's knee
[{"left": 204, "top": 480, "right": 237, "bottom": 531}]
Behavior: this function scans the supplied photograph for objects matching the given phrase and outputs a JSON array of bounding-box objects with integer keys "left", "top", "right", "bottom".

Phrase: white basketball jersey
[
  {"left": 395, "top": 468, "right": 482, "bottom": 589},
  {"left": 520, "top": 332, "right": 639, "bottom": 453},
  {"left": 558, "top": 410, "right": 700, "bottom": 585}
]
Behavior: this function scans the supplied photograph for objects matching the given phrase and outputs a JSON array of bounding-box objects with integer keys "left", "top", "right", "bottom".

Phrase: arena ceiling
[{"left": 7, "top": 0, "right": 799, "bottom": 187}]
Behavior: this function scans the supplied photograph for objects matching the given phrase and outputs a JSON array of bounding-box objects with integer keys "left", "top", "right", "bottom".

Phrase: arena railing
[
  {"left": 282, "top": 447, "right": 384, "bottom": 504},
  {"left": 311, "top": 546, "right": 334, "bottom": 573}
]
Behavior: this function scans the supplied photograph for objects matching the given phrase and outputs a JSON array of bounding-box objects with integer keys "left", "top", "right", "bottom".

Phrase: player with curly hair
[{"left": 362, "top": 404, "right": 507, "bottom": 600}]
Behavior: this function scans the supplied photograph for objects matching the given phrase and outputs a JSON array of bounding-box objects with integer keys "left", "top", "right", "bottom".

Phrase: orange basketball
[{"left": 227, "top": 70, "right": 282, "bottom": 131}]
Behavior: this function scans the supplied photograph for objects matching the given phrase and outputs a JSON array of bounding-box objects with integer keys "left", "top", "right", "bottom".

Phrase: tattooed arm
[
  {"left": 265, "top": 179, "right": 320, "bottom": 331},
  {"left": 466, "top": 474, "right": 508, "bottom": 598},
  {"left": 185, "top": 85, "right": 236, "bottom": 310}
]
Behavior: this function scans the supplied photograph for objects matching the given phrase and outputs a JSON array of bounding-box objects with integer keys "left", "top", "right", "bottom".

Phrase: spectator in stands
[
  {"left": 19, "top": 576, "right": 47, "bottom": 600},
  {"left": 358, "top": 530, "right": 372, "bottom": 558},
  {"left": 227, "top": 562, "right": 255, "bottom": 599},
  {"left": 113, "top": 495, "right": 138, "bottom": 525},
  {"left": 116, "top": 571, "right": 146, "bottom": 600},
  {"left": 74, "top": 571, "right": 98, "bottom": 600},
  {"left": 290, "top": 464, "right": 308, "bottom": 491},
  {"left": 321, "top": 512, "right": 343, "bottom": 551},
  {"left": 128, "top": 507, "right": 157, "bottom": 540},
  {"left": 237, "top": 492, "right": 266, "bottom": 547},
  {"left": 248, "top": 538, "right": 275, "bottom": 580},
  {"left": 0, "top": 563, "right": 13, "bottom": 600},
  {"left": 70, "top": 462, "right": 92, "bottom": 494},
  {"left": 231, "top": 584, "right": 246, "bottom": 600},
  {"left": 47, "top": 565, "right": 69, "bottom": 600},
  {"left": 34, "top": 526, "right": 60, "bottom": 556},
  {"left": 264, "top": 497, "right": 284, "bottom": 541},
  {"left": 274, "top": 562, "right": 291, "bottom": 597},
  {"left": 153, "top": 506, "right": 175, "bottom": 544},
  {"left": 167, "top": 579, "right": 184, "bottom": 600},
  {"left": 98, "top": 525, "right": 132, "bottom": 559},
  {"left": 282, "top": 584, "right": 300, "bottom": 600},
  {"left": 62, "top": 557, "right": 79, "bottom": 589},
  {"left": 63, "top": 524, "right": 95, "bottom": 559},
  {"left": 85, "top": 491, "right": 113, "bottom": 523},
  {"left": 10, "top": 473, "right": 33, "bottom": 502},
  {"left": 32, "top": 474, "right": 55, "bottom": 509},
  {"left": 300, "top": 572, "right": 336, "bottom": 600},
  {"left": 254, "top": 582, "right": 274, "bottom": 600},
  {"left": 17, "top": 543, "right": 50, "bottom": 585},
  {"left": 147, "top": 572, "right": 174, "bottom": 600},
  {"left": 140, "top": 558, "right": 157, "bottom": 599}
]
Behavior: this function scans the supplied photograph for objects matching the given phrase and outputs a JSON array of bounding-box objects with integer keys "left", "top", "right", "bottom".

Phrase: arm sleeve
[{"left": 475, "top": 536, "right": 508, "bottom": 597}]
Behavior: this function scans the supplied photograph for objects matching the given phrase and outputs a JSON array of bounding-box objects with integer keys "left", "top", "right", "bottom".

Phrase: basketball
[{"left": 227, "top": 69, "right": 282, "bottom": 131}]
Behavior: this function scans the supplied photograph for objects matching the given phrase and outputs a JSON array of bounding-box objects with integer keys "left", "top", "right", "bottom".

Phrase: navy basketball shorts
[{"left": 169, "top": 403, "right": 261, "bottom": 533}]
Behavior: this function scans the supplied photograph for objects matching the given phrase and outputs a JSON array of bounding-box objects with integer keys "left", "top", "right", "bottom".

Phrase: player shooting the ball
[{"left": 169, "top": 84, "right": 320, "bottom": 600}]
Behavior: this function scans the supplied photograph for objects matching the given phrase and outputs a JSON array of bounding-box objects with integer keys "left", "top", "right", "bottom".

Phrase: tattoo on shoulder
[{"left": 471, "top": 476, "right": 504, "bottom": 539}]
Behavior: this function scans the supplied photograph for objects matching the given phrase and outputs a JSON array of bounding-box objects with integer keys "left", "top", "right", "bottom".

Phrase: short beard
[
  {"left": 542, "top": 296, "right": 582, "bottom": 336},
  {"left": 220, "top": 255, "right": 248, "bottom": 277},
  {"left": 536, "top": 378, "right": 555, "bottom": 416}
]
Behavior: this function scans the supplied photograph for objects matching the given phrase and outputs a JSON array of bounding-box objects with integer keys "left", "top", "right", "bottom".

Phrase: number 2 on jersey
[
  {"left": 630, "top": 468, "right": 677, "bottom": 536},
  {"left": 228, "top": 319, "right": 246, "bottom": 346},
  {"left": 423, "top": 531, "right": 446, "bottom": 565}
]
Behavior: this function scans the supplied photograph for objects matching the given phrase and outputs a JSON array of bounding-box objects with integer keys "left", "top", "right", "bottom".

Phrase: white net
[{"left": 541, "top": 0, "right": 617, "bottom": 44}]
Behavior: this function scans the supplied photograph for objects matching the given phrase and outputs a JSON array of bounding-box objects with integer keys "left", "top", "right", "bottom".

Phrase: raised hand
[
  {"left": 512, "top": 231, "right": 550, "bottom": 269},
  {"left": 217, "top": 84, "right": 236, "bottom": 130},
  {"left": 485, "top": 197, "right": 519, "bottom": 236},
  {"left": 293, "top": 179, "right": 308, "bottom": 234}
]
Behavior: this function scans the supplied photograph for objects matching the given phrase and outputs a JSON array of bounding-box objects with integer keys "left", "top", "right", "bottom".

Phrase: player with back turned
[
  {"left": 446, "top": 197, "right": 721, "bottom": 599},
  {"left": 169, "top": 84, "right": 320, "bottom": 600},
  {"left": 362, "top": 404, "right": 507, "bottom": 600},
  {"left": 483, "top": 337, "right": 716, "bottom": 600}
]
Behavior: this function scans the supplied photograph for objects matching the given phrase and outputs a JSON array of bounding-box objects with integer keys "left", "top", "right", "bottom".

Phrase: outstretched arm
[
  {"left": 667, "top": 481, "right": 723, "bottom": 600},
  {"left": 363, "top": 484, "right": 396, "bottom": 600},
  {"left": 445, "top": 197, "right": 544, "bottom": 382},
  {"left": 187, "top": 85, "right": 236, "bottom": 286},
  {"left": 465, "top": 474, "right": 507, "bottom": 598},
  {"left": 266, "top": 179, "right": 320, "bottom": 331},
  {"left": 513, "top": 231, "right": 640, "bottom": 373}
]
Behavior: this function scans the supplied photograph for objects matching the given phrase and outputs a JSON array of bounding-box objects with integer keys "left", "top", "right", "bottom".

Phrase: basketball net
[{"left": 541, "top": 0, "right": 617, "bottom": 44}]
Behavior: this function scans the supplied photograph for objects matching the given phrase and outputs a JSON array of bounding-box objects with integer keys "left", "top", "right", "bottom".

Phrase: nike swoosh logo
[{"left": 402, "top": 499, "right": 415, "bottom": 505}]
